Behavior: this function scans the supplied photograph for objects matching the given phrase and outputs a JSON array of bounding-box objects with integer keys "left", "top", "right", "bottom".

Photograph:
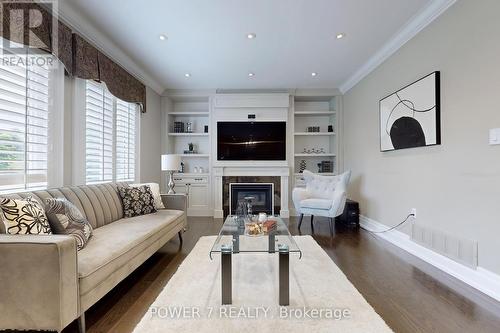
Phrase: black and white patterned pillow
[
  {"left": 0, "top": 196, "right": 52, "bottom": 235},
  {"left": 118, "top": 185, "right": 157, "bottom": 218},
  {"left": 45, "top": 198, "right": 93, "bottom": 251}
]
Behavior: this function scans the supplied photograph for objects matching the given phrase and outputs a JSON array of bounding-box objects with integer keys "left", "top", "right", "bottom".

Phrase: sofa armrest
[
  {"left": 0, "top": 235, "right": 79, "bottom": 332},
  {"left": 161, "top": 193, "right": 188, "bottom": 212}
]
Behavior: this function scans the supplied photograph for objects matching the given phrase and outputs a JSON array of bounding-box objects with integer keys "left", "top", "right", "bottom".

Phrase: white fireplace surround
[{"left": 213, "top": 167, "right": 290, "bottom": 218}]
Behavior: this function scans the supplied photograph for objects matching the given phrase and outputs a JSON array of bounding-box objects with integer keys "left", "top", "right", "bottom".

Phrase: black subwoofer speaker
[{"left": 336, "top": 199, "right": 359, "bottom": 227}]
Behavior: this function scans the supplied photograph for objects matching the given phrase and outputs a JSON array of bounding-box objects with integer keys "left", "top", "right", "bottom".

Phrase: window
[
  {"left": 115, "top": 99, "right": 136, "bottom": 182},
  {"left": 85, "top": 81, "right": 114, "bottom": 184},
  {"left": 84, "top": 81, "right": 139, "bottom": 184},
  {"left": 0, "top": 40, "right": 62, "bottom": 193}
]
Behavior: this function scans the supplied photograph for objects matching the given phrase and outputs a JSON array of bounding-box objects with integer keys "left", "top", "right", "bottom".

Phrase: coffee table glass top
[{"left": 210, "top": 215, "right": 301, "bottom": 258}]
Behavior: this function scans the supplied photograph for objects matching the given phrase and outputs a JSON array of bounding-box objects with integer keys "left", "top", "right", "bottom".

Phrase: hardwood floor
[{"left": 59, "top": 216, "right": 500, "bottom": 333}]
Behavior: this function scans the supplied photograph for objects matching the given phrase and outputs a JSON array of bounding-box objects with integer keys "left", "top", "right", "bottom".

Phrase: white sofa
[{"left": 0, "top": 182, "right": 187, "bottom": 333}]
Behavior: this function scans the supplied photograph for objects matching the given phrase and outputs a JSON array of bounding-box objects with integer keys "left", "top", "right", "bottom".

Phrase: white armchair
[{"left": 292, "top": 170, "right": 351, "bottom": 235}]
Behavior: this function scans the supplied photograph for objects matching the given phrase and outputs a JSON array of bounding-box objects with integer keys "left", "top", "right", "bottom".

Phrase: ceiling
[{"left": 62, "top": 0, "right": 433, "bottom": 92}]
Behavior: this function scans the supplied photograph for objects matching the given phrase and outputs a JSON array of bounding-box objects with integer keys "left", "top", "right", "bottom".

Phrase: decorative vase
[{"left": 299, "top": 160, "right": 306, "bottom": 173}]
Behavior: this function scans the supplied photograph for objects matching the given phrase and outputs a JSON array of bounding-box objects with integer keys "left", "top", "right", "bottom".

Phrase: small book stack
[{"left": 173, "top": 122, "right": 185, "bottom": 133}]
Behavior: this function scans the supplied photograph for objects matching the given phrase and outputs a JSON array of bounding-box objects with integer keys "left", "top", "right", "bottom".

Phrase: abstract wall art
[{"left": 380, "top": 71, "right": 441, "bottom": 151}]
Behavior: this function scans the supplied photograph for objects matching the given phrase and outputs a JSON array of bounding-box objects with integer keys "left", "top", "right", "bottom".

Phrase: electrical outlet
[{"left": 411, "top": 208, "right": 417, "bottom": 218}]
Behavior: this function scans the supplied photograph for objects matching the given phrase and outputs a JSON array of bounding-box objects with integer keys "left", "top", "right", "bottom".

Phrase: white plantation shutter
[
  {"left": 83, "top": 80, "right": 139, "bottom": 184},
  {"left": 85, "top": 81, "right": 114, "bottom": 184},
  {"left": 115, "top": 99, "right": 136, "bottom": 181},
  {"left": 0, "top": 46, "right": 51, "bottom": 193}
]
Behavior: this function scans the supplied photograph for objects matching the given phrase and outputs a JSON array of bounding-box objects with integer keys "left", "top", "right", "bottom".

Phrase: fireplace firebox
[{"left": 229, "top": 183, "right": 274, "bottom": 216}]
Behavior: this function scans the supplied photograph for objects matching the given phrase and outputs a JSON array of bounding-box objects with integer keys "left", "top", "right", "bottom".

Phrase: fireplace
[
  {"left": 229, "top": 183, "right": 274, "bottom": 215},
  {"left": 216, "top": 169, "right": 289, "bottom": 218}
]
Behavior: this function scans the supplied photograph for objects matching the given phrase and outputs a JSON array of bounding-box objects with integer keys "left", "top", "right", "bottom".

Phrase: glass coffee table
[{"left": 210, "top": 215, "right": 302, "bottom": 306}]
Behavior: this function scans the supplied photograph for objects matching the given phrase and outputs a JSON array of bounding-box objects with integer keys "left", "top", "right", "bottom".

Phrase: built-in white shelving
[
  {"left": 294, "top": 172, "right": 335, "bottom": 176},
  {"left": 163, "top": 94, "right": 211, "bottom": 174},
  {"left": 168, "top": 133, "right": 209, "bottom": 137},
  {"left": 162, "top": 92, "right": 213, "bottom": 217},
  {"left": 294, "top": 132, "right": 335, "bottom": 136},
  {"left": 294, "top": 111, "right": 336, "bottom": 116},
  {"left": 178, "top": 154, "right": 210, "bottom": 158},
  {"left": 292, "top": 95, "right": 339, "bottom": 178},
  {"left": 174, "top": 173, "right": 210, "bottom": 177},
  {"left": 294, "top": 153, "right": 336, "bottom": 157},
  {"left": 168, "top": 112, "right": 209, "bottom": 116}
]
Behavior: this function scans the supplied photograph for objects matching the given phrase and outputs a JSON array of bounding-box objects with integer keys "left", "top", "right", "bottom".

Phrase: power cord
[{"left": 360, "top": 213, "right": 415, "bottom": 233}]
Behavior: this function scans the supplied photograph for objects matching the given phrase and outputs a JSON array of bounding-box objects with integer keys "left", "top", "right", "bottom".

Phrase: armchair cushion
[{"left": 300, "top": 198, "right": 332, "bottom": 210}]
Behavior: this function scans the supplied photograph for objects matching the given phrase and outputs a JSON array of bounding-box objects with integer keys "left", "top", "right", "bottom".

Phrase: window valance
[{"left": 1, "top": 1, "right": 146, "bottom": 112}]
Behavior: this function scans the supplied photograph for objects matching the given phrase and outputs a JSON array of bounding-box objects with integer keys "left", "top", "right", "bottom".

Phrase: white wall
[
  {"left": 139, "top": 87, "right": 162, "bottom": 183},
  {"left": 343, "top": 0, "right": 500, "bottom": 274}
]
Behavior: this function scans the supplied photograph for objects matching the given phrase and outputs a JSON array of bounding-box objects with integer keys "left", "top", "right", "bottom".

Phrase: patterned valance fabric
[
  {"left": 1, "top": 1, "right": 147, "bottom": 112},
  {"left": 0, "top": 1, "right": 73, "bottom": 74},
  {"left": 72, "top": 33, "right": 99, "bottom": 80},
  {"left": 71, "top": 34, "right": 146, "bottom": 112},
  {"left": 98, "top": 52, "right": 146, "bottom": 112},
  {"left": 56, "top": 20, "right": 73, "bottom": 74}
]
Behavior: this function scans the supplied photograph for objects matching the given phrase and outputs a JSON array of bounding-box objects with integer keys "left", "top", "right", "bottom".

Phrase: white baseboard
[{"left": 360, "top": 215, "right": 500, "bottom": 302}]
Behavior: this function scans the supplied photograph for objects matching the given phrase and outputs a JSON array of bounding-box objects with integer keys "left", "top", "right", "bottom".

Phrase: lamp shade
[{"left": 161, "top": 154, "right": 181, "bottom": 171}]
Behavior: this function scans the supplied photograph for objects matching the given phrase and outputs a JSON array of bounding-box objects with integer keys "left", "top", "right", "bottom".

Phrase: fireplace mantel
[{"left": 213, "top": 166, "right": 290, "bottom": 218}]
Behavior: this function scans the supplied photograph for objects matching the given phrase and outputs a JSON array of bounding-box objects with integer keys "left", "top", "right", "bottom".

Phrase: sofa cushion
[
  {"left": 300, "top": 198, "right": 332, "bottom": 210},
  {"left": 77, "top": 209, "right": 184, "bottom": 296},
  {"left": 130, "top": 183, "right": 165, "bottom": 210},
  {"left": 45, "top": 198, "right": 93, "bottom": 251},
  {"left": 0, "top": 182, "right": 127, "bottom": 229},
  {"left": 0, "top": 196, "right": 52, "bottom": 235},
  {"left": 118, "top": 185, "right": 157, "bottom": 218}
]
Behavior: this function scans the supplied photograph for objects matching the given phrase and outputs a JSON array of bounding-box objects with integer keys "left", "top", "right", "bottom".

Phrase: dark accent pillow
[
  {"left": 0, "top": 196, "right": 52, "bottom": 235},
  {"left": 118, "top": 185, "right": 157, "bottom": 218},
  {"left": 45, "top": 198, "right": 93, "bottom": 251}
]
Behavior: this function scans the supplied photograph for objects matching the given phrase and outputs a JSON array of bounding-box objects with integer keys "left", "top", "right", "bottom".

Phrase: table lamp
[{"left": 161, "top": 154, "right": 181, "bottom": 194}]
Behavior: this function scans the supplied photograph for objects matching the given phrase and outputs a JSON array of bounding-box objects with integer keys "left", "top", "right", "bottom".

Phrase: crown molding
[
  {"left": 55, "top": 2, "right": 164, "bottom": 94},
  {"left": 339, "top": 0, "right": 457, "bottom": 94}
]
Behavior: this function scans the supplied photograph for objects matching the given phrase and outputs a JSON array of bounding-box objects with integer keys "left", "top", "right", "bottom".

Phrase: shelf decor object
[
  {"left": 299, "top": 160, "right": 307, "bottom": 173},
  {"left": 380, "top": 71, "right": 440, "bottom": 152},
  {"left": 161, "top": 154, "right": 182, "bottom": 194}
]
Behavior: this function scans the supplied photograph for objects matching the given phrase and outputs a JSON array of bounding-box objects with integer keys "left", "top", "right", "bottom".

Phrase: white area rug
[{"left": 134, "top": 236, "right": 392, "bottom": 333}]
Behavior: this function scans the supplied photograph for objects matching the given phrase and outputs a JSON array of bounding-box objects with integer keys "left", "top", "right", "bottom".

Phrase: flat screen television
[{"left": 217, "top": 121, "right": 286, "bottom": 161}]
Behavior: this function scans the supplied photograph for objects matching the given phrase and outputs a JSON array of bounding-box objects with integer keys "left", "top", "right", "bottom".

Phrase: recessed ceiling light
[
  {"left": 247, "top": 33, "right": 256, "bottom": 39},
  {"left": 248, "top": 72, "right": 255, "bottom": 77},
  {"left": 336, "top": 33, "right": 345, "bottom": 39},
  {"left": 159, "top": 34, "right": 167, "bottom": 41},
  {"left": 184, "top": 73, "right": 191, "bottom": 78},
  {"left": 311, "top": 72, "right": 318, "bottom": 77}
]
